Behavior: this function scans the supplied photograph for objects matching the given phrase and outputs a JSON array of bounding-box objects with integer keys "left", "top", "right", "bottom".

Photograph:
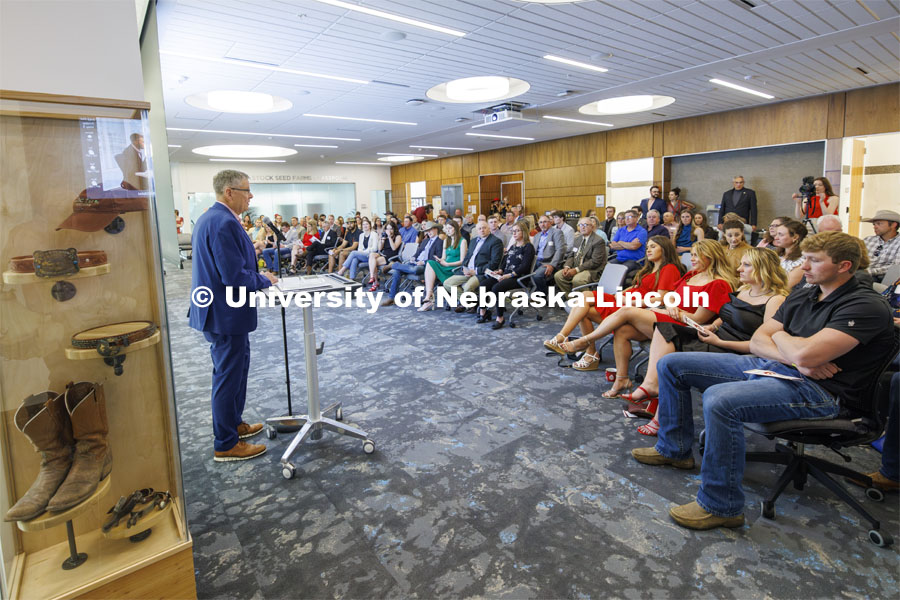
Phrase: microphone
[{"left": 262, "top": 216, "right": 286, "bottom": 242}]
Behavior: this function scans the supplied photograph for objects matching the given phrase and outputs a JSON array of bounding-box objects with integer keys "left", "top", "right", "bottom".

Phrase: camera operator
[{"left": 792, "top": 176, "right": 838, "bottom": 222}]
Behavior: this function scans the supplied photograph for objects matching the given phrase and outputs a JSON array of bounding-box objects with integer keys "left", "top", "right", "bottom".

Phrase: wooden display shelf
[
  {"left": 2, "top": 264, "right": 111, "bottom": 285},
  {"left": 102, "top": 499, "right": 172, "bottom": 541},
  {"left": 17, "top": 477, "right": 111, "bottom": 533},
  {"left": 65, "top": 331, "right": 160, "bottom": 361},
  {"left": 10, "top": 499, "right": 193, "bottom": 600}
]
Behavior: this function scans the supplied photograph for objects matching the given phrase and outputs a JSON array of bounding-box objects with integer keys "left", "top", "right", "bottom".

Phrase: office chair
[{"left": 711, "top": 329, "right": 899, "bottom": 547}]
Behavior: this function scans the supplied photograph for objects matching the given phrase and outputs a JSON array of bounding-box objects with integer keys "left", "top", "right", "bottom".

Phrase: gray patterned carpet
[{"left": 164, "top": 264, "right": 899, "bottom": 599}]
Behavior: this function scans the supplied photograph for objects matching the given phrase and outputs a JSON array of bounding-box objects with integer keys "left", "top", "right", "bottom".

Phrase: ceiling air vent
[{"left": 856, "top": 66, "right": 870, "bottom": 75}]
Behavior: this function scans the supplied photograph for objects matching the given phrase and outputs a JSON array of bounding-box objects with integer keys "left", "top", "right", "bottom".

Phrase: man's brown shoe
[
  {"left": 214, "top": 441, "right": 266, "bottom": 462},
  {"left": 237, "top": 422, "right": 263, "bottom": 440},
  {"left": 380, "top": 297, "right": 395, "bottom": 307},
  {"left": 669, "top": 501, "right": 744, "bottom": 530},
  {"left": 631, "top": 447, "right": 695, "bottom": 469},
  {"left": 846, "top": 471, "right": 900, "bottom": 493}
]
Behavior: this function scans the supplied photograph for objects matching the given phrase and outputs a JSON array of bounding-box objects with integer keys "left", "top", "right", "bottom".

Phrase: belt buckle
[{"left": 33, "top": 248, "right": 79, "bottom": 278}]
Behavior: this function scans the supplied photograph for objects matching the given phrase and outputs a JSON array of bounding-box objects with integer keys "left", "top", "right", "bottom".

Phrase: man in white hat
[{"left": 862, "top": 209, "right": 900, "bottom": 283}]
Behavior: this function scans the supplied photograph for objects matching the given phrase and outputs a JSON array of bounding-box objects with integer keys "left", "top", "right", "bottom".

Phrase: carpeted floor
[{"left": 164, "top": 263, "right": 898, "bottom": 599}]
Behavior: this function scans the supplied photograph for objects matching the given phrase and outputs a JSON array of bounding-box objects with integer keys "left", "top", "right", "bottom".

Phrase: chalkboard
[{"left": 669, "top": 141, "right": 826, "bottom": 228}]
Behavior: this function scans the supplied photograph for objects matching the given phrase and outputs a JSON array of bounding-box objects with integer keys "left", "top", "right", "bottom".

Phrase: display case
[{"left": 0, "top": 91, "right": 194, "bottom": 599}]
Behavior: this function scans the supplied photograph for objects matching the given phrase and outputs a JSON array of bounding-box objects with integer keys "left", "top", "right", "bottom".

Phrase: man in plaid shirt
[{"left": 862, "top": 209, "right": 900, "bottom": 283}]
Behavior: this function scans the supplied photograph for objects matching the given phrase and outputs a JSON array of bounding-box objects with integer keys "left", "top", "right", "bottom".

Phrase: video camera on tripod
[{"left": 797, "top": 176, "right": 817, "bottom": 232}]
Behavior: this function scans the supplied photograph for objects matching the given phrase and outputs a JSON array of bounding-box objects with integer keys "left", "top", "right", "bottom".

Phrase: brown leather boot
[
  {"left": 4, "top": 392, "right": 74, "bottom": 521},
  {"left": 47, "top": 382, "right": 112, "bottom": 512}
]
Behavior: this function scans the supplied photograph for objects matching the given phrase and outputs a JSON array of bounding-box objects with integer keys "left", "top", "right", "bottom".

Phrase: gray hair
[
  {"left": 213, "top": 170, "right": 249, "bottom": 196},
  {"left": 647, "top": 209, "right": 660, "bottom": 218},
  {"left": 817, "top": 214, "right": 842, "bottom": 231}
]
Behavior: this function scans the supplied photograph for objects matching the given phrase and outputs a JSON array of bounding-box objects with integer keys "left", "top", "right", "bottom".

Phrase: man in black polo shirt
[{"left": 632, "top": 231, "right": 894, "bottom": 530}]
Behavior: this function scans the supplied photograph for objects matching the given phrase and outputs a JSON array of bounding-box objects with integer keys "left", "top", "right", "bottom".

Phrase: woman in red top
[
  {"left": 543, "top": 236, "right": 685, "bottom": 372},
  {"left": 792, "top": 176, "right": 839, "bottom": 220},
  {"left": 560, "top": 239, "right": 738, "bottom": 397}
]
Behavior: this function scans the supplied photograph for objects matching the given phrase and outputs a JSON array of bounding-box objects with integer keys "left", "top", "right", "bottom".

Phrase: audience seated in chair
[
  {"left": 328, "top": 220, "right": 359, "bottom": 273},
  {"left": 261, "top": 222, "right": 298, "bottom": 272},
  {"left": 544, "top": 236, "right": 684, "bottom": 373},
  {"left": 419, "top": 220, "right": 467, "bottom": 311},
  {"left": 336, "top": 218, "right": 379, "bottom": 280},
  {"left": 381, "top": 222, "right": 443, "bottom": 306},
  {"left": 674, "top": 209, "right": 705, "bottom": 255},
  {"left": 773, "top": 219, "right": 808, "bottom": 288},
  {"left": 609, "top": 209, "right": 647, "bottom": 286},
  {"left": 632, "top": 231, "right": 895, "bottom": 531},
  {"left": 553, "top": 217, "right": 607, "bottom": 297},
  {"left": 444, "top": 221, "right": 504, "bottom": 313},
  {"left": 560, "top": 239, "right": 737, "bottom": 392},
  {"left": 303, "top": 221, "right": 339, "bottom": 274},
  {"left": 529, "top": 215, "right": 567, "bottom": 295},
  {"left": 624, "top": 247, "right": 789, "bottom": 435},
  {"left": 367, "top": 221, "right": 403, "bottom": 291},
  {"left": 721, "top": 220, "right": 751, "bottom": 272},
  {"left": 475, "top": 220, "right": 535, "bottom": 328}
]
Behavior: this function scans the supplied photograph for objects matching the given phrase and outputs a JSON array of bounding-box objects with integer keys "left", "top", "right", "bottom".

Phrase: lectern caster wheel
[
  {"left": 363, "top": 440, "right": 375, "bottom": 454},
  {"left": 282, "top": 463, "right": 296, "bottom": 479},
  {"left": 335, "top": 407, "right": 343, "bottom": 421},
  {"left": 869, "top": 529, "right": 892, "bottom": 547},
  {"left": 266, "top": 427, "right": 277, "bottom": 440},
  {"left": 866, "top": 487, "right": 885, "bottom": 502}
]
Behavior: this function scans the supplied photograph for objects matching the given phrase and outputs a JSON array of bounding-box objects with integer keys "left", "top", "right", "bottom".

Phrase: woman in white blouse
[
  {"left": 337, "top": 218, "right": 380, "bottom": 280},
  {"left": 773, "top": 219, "right": 808, "bottom": 288}
]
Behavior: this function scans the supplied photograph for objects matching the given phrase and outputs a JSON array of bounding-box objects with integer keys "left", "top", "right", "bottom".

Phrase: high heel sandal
[
  {"left": 417, "top": 297, "right": 435, "bottom": 312},
  {"left": 572, "top": 352, "right": 600, "bottom": 371},
  {"left": 601, "top": 377, "right": 632, "bottom": 399},
  {"left": 624, "top": 398, "right": 658, "bottom": 419},
  {"left": 543, "top": 334, "right": 567, "bottom": 355},
  {"left": 368, "top": 280, "right": 379, "bottom": 292},
  {"left": 559, "top": 337, "right": 590, "bottom": 354},
  {"left": 637, "top": 416, "right": 659, "bottom": 436},
  {"left": 620, "top": 386, "right": 657, "bottom": 406}
]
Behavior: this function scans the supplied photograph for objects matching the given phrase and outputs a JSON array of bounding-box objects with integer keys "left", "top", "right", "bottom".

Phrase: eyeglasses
[{"left": 578, "top": 223, "right": 590, "bottom": 227}]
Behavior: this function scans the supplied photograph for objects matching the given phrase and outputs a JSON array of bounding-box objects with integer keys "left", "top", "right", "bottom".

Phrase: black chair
[{"left": 734, "top": 329, "right": 899, "bottom": 547}]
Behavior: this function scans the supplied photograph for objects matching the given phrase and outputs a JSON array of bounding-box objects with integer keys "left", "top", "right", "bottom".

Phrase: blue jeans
[
  {"left": 343, "top": 251, "right": 372, "bottom": 279},
  {"left": 656, "top": 352, "right": 839, "bottom": 517},
  {"left": 881, "top": 371, "right": 900, "bottom": 481},
  {"left": 262, "top": 247, "right": 290, "bottom": 272},
  {"left": 387, "top": 262, "right": 423, "bottom": 298}
]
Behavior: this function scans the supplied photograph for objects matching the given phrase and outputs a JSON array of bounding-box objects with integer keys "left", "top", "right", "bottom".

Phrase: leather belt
[
  {"left": 71, "top": 321, "right": 157, "bottom": 353},
  {"left": 9, "top": 249, "right": 107, "bottom": 276}
]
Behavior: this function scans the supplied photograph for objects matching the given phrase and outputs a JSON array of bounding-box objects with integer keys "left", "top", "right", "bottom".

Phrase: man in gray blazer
[
  {"left": 553, "top": 217, "right": 608, "bottom": 295},
  {"left": 530, "top": 214, "right": 567, "bottom": 294}
]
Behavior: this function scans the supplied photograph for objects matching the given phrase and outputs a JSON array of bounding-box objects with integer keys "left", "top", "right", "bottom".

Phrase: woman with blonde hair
[
  {"left": 252, "top": 216, "right": 268, "bottom": 256},
  {"left": 560, "top": 239, "right": 738, "bottom": 397},
  {"left": 418, "top": 219, "right": 467, "bottom": 310},
  {"left": 624, "top": 247, "right": 789, "bottom": 435}
]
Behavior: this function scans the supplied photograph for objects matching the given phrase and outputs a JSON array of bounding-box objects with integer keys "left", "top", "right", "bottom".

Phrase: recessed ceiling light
[
  {"left": 294, "top": 144, "right": 339, "bottom": 148},
  {"left": 309, "top": 0, "right": 465, "bottom": 37},
  {"left": 580, "top": 95, "right": 675, "bottom": 115},
  {"left": 185, "top": 90, "right": 292, "bottom": 114},
  {"left": 167, "top": 127, "right": 361, "bottom": 141},
  {"left": 209, "top": 158, "right": 287, "bottom": 163},
  {"left": 378, "top": 155, "right": 426, "bottom": 162},
  {"left": 709, "top": 78, "right": 775, "bottom": 99},
  {"left": 192, "top": 145, "right": 297, "bottom": 158},
  {"left": 303, "top": 113, "right": 417, "bottom": 125},
  {"left": 378, "top": 152, "right": 439, "bottom": 157},
  {"left": 428, "top": 76, "right": 530, "bottom": 104},
  {"left": 543, "top": 55, "right": 608, "bottom": 73},
  {"left": 409, "top": 145, "right": 474, "bottom": 151},
  {"left": 465, "top": 132, "right": 535, "bottom": 141},
  {"left": 160, "top": 51, "right": 368, "bottom": 84},
  {"left": 335, "top": 161, "right": 391, "bottom": 166},
  {"left": 167, "top": 144, "right": 182, "bottom": 148},
  {"left": 543, "top": 115, "right": 613, "bottom": 127}
]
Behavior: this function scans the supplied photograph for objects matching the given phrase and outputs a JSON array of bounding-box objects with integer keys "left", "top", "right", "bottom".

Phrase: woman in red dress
[
  {"left": 543, "top": 236, "right": 685, "bottom": 372},
  {"left": 559, "top": 239, "right": 738, "bottom": 397}
]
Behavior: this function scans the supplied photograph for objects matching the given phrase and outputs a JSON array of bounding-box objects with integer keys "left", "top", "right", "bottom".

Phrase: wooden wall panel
[
  {"left": 426, "top": 179, "right": 440, "bottom": 197},
  {"left": 441, "top": 156, "right": 462, "bottom": 179},
  {"left": 607, "top": 124, "right": 653, "bottom": 161},
  {"left": 524, "top": 132, "right": 605, "bottom": 170},
  {"left": 844, "top": 83, "right": 900, "bottom": 137},
  {"left": 652, "top": 123, "right": 664, "bottom": 157},
  {"left": 424, "top": 159, "right": 441, "bottom": 182},
  {"left": 826, "top": 92, "right": 846, "bottom": 139},
  {"left": 479, "top": 145, "right": 525, "bottom": 174},
  {"left": 406, "top": 161, "right": 425, "bottom": 182},
  {"left": 526, "top": 164, "right": 603, "bottom": 189},
  {"left": 462, "top": 153, "right": 479, "bottom": 177}
]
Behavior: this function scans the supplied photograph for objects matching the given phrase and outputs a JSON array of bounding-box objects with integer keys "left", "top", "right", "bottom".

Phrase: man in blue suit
[
  {"left": 189, "top": 170, "right": 277, "bottom": 462},
  {"left": 639, "top": 185, "right": 667, "bottom": 221}
]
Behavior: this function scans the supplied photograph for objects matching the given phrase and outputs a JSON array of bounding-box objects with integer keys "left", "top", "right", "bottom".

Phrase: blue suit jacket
[
  {"left": 639, "top": 197, "right": 667, "bottom": 220},
  {"left": 188, "top": 202, "right": 272, "bottom": 335}
]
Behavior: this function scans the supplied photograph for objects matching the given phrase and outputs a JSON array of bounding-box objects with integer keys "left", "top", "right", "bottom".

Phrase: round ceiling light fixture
[
  {"left": 192, "top": 145, "right": 297, "bottom": 158},
  {"left": 427, "top": 76, "right": 529, "bottom": 104},
  {"left": 580, "top": 94, "right": 675, "bottom": 116},
  {"left": 185, "top": 90, "right": 292, "bottom": 114},
  {"left": 377, "top": 155, "right": 426, "bottom": 163}
]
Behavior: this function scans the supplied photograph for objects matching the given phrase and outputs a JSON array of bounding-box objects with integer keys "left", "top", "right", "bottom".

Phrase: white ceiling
[{"left": 157, "top": 0, "right": 900, "bottom": 166}]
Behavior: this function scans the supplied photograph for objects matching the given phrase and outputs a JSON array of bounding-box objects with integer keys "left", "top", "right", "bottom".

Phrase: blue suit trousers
[{"left": 204, "top": 331, "right": 251, "bottom": 451}]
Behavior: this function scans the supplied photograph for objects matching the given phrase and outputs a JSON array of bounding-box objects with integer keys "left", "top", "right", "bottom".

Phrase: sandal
[
  {"left": 418, "top": 298, "right": 435, "bottom": 312},
  {"left": 637, "top": 416, "right": 659, "bottom": 436},
  {"left": 620, "top": 386, "right": 657, "bottom": 406},
  {"left": 368, "top": 280, "right": 379, "bottom": 292},
  {"left": 543, "top": 334, "right": 567, "bottom": 355},
  {"left": 624, "top": 398, "right": 658, "bottom": 419},
  {"left": 559, "top": 337, "right": 590, "bottom": 354},
  {"left": 572, "top": 352, "right": 600, "bottom": 371},
  {"left": 601, "top": 377, "right": 632, "bottom": 399}
]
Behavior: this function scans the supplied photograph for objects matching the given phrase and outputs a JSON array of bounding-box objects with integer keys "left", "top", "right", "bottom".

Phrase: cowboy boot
[
  {"left": 4, "top": 392, "right": 74, "bottom": 521},
  {"left": 47, "top": 382, "right": 112, "bottom": 512}
]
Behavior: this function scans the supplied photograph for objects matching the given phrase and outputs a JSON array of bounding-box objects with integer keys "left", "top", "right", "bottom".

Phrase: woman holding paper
[{"left": 475, "top": 220, "right": 535, "bottom": 329}]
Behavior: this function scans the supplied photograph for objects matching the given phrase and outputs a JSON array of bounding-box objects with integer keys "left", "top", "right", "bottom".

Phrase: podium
[{"left": 265, "top": 273, "right": 374, "bottom": 479}]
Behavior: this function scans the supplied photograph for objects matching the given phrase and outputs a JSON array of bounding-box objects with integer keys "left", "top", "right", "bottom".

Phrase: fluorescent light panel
[
  {"left": 294, "top": 144, "right": 339, "bottom": 148},
  {"left": 544, "top": 55, "right": 608, "bottom": 73},
  {"left": 409, "top": 145, "right": 474, "bottom": 151},
  {"left": 209, "top": 158, "right": 286, "bottom": 163},
  {"left": 303, "top": 113, "right": 417, "bottom": 125},
  {"left": 335, "top": 161, "right": 391, "bottom": 165},
  {"left": 167, "top": 144, "right": 181, "bottom": 148},
  {"left": 465, "top": 132, "right": 535, "bottom": 141},
  {"left": 310, "top": 0, "right": 465, "bottom": 37},
  {"left": 167, "top": 127, "right": 361, "bottom": 141},
  {"left": 544, "top": 115, "right": 613, "bottom": 127},
  {"left": 378, "top": 152, "right": 438, "bottom": 157},
  {"left": 709, "top": 78, "right": 774, "bottom": 99},
  {"left": 160, "top": 51, "right": 368, "bottom": 84}
]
